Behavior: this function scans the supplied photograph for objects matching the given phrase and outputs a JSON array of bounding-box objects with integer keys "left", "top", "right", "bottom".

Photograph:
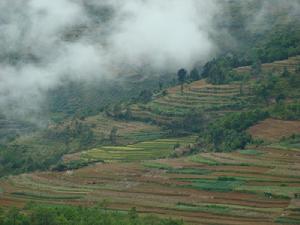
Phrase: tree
[
  {"left": 239, "top": 77, "right": 247, "bottom": 96},
  {"left": 190, "top": 68, "right": 200, "bottom": 81},
  {"left": 6, "top": 208, "right": 20, "bottom": 225},
  {"left": 129, "top": 207, "right": 138, "bottom": 220},
  {"left": 112, "top": 104, "right": 122, "bottom": 117},
  {"left": 158, "top": 81, "right": 163, "bottom": 90},
  {"left": 79, "top": 127, "right": 95, "bottom": 147},
  {"left": 124, "top": 107, "right": 132, "bottom": 120},
  {"left": 275, "top": 93, "right": 286, "bottom": 103},
  {"left": 282, "top": 67, "right": 290, "bottom": 77},
  {"left": 109, "top": 127, "right": 118, "bottom": 145},
  {"left": 251, "top": 60, "right": 262, "bottom": 76},
  {"left": 31, "top": 207, "right": 58, "bottom": 225},
  {"left": 207, "top": 65, "right": 227, "bottom": 84},
  {"left": 239, "top": 81, "right": 244, "bottom": 96},
  {"left": 177, "top": 68, "right": 187, "bottom": 94},
  {"left": 167, "top": 110, "right": 207, "bottom": 135},
  {"left": 296, "top": 64, "right": 300, "bottom": 73},
  {"left": 55, "top": 215, "right": 69, "bottom": 225},
  {"left": 138, "top": 90, "right": 153, "bottom": 103}
]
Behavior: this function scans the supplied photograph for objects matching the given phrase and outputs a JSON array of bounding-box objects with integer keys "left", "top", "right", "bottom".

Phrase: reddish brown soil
[{"left": 248, "top": 119, "right": 300, "bottom": 141}]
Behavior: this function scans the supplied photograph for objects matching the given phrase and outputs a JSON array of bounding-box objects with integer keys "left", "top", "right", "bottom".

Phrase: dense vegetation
[
  {"left": 0, "top": 119, "right": 96, "bottom": 176},
  {"left": 0, "top": 205, "right": 183, "bottom": 225},
  {"left": 199, "top": 110, "right": 269, "bottom": 152},
  {"left": 47, "top": 75, "right": 174, "bottom": 120}
]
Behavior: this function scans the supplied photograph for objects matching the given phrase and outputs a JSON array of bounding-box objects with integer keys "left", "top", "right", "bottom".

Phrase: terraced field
[
  {"left": 66, "top": 136, "right": 197, "bottom": 163},
  {"left": 234, "top": 56, "right": 300, "bottom": 74},
  {"left": 1, "top": 58, "right": 300, "bottom": 224},
  {"left": 1, "top": 139, "right": 300, "bottom": 225},
  {"left": 52, "top": 113, "right": 165, "bottom": 145},
  {"left": 248, "top": 119, "right": 300, "bottom": 142},
  {"left": 84, "top": 113, "right": 165, "bottom": 144},
  {"left": 131, "top": 80, "right": 252, "bottom": 125},
  {"left": 130, "top": 56, "right": 300, "bottom": 126}
]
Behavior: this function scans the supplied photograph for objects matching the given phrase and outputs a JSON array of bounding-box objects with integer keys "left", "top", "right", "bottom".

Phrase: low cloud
[
  {"left": 3, "top": 0, "right": 298, "bottom": 121},
  {"left": 0, "top": 0, "right": 220, "bottom": 121}
]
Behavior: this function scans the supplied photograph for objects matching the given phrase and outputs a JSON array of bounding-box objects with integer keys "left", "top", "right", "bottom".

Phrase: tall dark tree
[
  {"left": 207, "top": 65, "right": 226, "bottom": 85},
  {"left": 138, "top": 90, "right": 153, "bottom": 103},
  {"left": 124, "top": 106, "right": 132, "bottom": 120},
  {"left": 282, "top": 67, "right": 290, "bottom": 77},
  {"left": 190, "top": 68, "right": 200, "bottom": 81},
  {"left": 251, "top": 60, "right": 262, "bottom": 76},
  {"left": 296, "top": 64, "right": 300, "bottom": 73},
  {"left": 79, "top": 127, "right": 95, "bottom": 147},
  {"left": 109, "top": 127, "right": 118, "bottom": 145},
  {"left": 177, "top": 68, "right": 187, "bottom": 94},
  {"left": 158, "top": 81, "right": 163, "bottom": 90}
]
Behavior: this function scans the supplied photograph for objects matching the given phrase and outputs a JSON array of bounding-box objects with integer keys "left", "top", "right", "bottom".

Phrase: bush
[{"left": 52, "top": 160, "right": 93, "bottom": 172}]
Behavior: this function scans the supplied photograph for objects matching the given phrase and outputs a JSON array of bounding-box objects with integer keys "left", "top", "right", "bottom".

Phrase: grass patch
[
  {"left": 189, "top": 154, "right": 254, "bottom": 167},
  {"left": 276, "top": 217, "right": 300, "bottom": 224},
  {"left": 273, "top": 135, "right": 300, "bottom": 151},
  {"left": 176, "top": 202, "right": 280, "bottom": 217},
  {"left": 236, "top": 185, "right": 299, "bottom": 198},
  {"left": 189, "top": 155, "right": 220, "bottom": 166},
  {"left": 239, "top": 149, "right": 263, "bottom": 156},
  {"left": 168, "top": 168, "right": 212, "bottom": 175},
  {"left": 183, "top": 177, "right": 244, "bottom": 192},
  {"left": 176, "top": 203, "right": 231, "bottom": 215}
]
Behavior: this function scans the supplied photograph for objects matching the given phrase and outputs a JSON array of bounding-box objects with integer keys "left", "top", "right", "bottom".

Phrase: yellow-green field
[{"left": 80, "top": 136, "right": 196, "bottom": 162}]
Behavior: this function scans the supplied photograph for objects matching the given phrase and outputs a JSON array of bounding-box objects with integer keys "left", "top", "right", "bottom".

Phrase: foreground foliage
[{"left": 0, "top": 205, "right": 183, "bottom": 225}]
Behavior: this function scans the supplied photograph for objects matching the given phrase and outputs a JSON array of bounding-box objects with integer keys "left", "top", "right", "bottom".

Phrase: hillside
[
  {"left": 1, "top": 56, "right": 300, "bottom": 225},
  {"left": 1, "top": 55, "right": 299, "bottom": 175},
  {"left": 130, "top": 55, "right": 300, "bottom": 128}
]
